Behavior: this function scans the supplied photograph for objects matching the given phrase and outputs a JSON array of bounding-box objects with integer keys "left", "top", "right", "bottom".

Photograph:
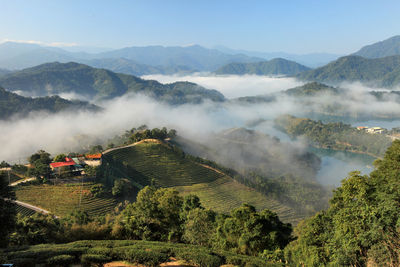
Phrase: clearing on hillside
[{"left": 14, "top": 182, "right": 117, "bottom": 217}]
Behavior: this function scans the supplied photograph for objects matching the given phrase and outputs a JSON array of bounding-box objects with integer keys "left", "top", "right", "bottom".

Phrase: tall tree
[{"left": 0, "top": 173, "right": 16, "bottom": 247}]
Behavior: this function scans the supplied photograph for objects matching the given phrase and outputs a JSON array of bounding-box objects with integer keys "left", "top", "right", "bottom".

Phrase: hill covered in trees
[
  {"left": 275, "top": 114, "right": 393, "bottom": 157},
  {"left": 0, "top": 86, "right": 99, "bottom": 120},
  {"left": 297, "top": 55, "right": 400, "bottom": 87},
  {"left": 0, "top": 62, "right": 225, "bottom": 103},
  {"left": 286, "top": 140, "right": 400, "bottom": 266},
  {"left": 353, "top": 35, "right": 400, "bottom": 58},
  {"left": 214, "top": 58, "right": 310, "bottom": 75}
]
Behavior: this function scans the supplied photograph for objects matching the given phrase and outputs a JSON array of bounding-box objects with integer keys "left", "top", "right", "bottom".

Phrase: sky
[{"left": 1, "top": 0, "right": 400, "bottom": 54}]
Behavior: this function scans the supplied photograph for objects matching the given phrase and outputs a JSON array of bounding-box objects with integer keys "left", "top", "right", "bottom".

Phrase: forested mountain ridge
[
  {"left": 0, "top": 62, "right": 225, "bottom": 103},
  {"left": 296, "top": 55, "right": 400, "bottom": 87},
  {"left": 0, "top": 86, "right": 99, "bottom": 119},
  {"left": 214, "top": 58, "right": 311, "bottom": 75},
  {"left": 353, "top": 35, "right": 400, "bottom": 58}
]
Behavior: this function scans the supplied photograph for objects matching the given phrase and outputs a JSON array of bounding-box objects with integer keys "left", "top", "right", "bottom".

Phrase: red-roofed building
[{"left": 50, "top": 161, "right": 76, "bottom": 169}]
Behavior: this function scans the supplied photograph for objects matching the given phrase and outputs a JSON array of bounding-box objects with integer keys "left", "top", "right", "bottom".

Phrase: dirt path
[
  {"left": 10, "top": 177, "right": 35, "bottom": 186},
  {"left": 102, "top": 139, "right": 164, "bottom": 155}
]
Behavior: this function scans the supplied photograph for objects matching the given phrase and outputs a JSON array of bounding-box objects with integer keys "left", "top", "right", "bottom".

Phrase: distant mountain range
[
  {"left": 296, "top": 55, "right": 400, "bottom": 87},
  {"left": 0, "top": 62, "right": 225, "bottom": 103},
  {"left": 353, "top": 35, "right": 400, "bottom": 58},
  {"left": 214, "top": 58, "right": 310, "bottom": 76},
  {"left": 0, "top": 86, "right": 98, "bottom": 120},
  {"left": 82, "top": 58, "right": 196, "bottom": 76},
  {"left": 95, "top": 44, "right": 263, "bottom": 71},
  {"left": 213, "top": 45, "right": 341, "bottom": 67},
  {"left": 0, "top": 42, "right": 262, "bottom": 72}
]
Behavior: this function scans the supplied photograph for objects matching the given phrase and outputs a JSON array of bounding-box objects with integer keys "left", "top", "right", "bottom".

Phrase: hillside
[
  {"left": 275, "top": 114, "right": 393, "bottom": 157},
  {"left": 173, "top": 129, "right": 329, "bottom": 218},
  {"left": 0, "top": 68, "right": 11, "bottom": 76},
  {"left": 0, "top": 62, "right": 225, "bottom": 102},
  {"left": 297, "top": 55, "right": 400, "bottom": 87},
  {"left": 353, "top": 35, "right": 400, "bottom": 58},
  {"left": 99, "top": 140, "right": 302, "bottom": 223},
  {"left": 83, "top": 58, "right": 196, "bottom": 76},
  {"left": 14, "top": 182, "right": 117, "bottom": 217},
  {"left": 283, "top": 82, "right": 340, "bottom": 96},
  {"left": 215, "top": 58, "right": 311, "bottom": 75},
  {"left": 0, "top": 86, "right": 99, "bottom": 119}
]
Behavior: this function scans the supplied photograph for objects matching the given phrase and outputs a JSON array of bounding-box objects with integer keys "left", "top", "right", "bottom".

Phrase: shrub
[
  {"left": 47, "top": 254, "right": 75, "bottom": 266},
  {"left": 124, "top": 249, "right": 169, "bottom": 266},
  {"left": 175, "top": 251, "right": 224, "bottom": 267},
  {"left": 81, "top": 254, "right": 111, "bottom": 266}
]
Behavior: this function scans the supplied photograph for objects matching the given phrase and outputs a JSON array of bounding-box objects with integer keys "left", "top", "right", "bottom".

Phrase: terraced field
[
  {"left": 175, "top": 176, "right": 302, "bottom": 225},
  {"left": 103, "top": 141, "right": 224, "bottom": 187},
  {"left": 15, "top": 204, "right": 37, "bottom": 217},
  {"left": 14, "top": 182, "right": 117, "bottom": 217},
  {"left": 103, "top": 141, "right": 302, "bottom": 224}
]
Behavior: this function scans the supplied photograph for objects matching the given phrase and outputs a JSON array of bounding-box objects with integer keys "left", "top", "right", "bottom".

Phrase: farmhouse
[
  {"left": 84, "top": 153, "right": 102, "bottom": 166},
  {"left": 50, "top": 157, "right": 84, "bottom": 177}
]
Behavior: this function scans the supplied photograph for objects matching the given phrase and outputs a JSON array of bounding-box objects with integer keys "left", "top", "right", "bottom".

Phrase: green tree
[
  {"left": 216, "top": 204, "right": 292, "bottom": 256},
  {"left": 0, "top": 173, "right": 16, "bottom": 247},
  {"left": 183, "top": 208, "right": 216, "bottom": 246},
  {"left": 53, "top": 154, "right": 67, "bottom": 162},
  {"left": 119, "top": 186, "right": 183, "bottom": 242}
]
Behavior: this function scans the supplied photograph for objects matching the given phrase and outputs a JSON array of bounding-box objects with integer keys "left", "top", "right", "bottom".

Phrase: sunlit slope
[
  {"left": 14, "top": 182, "right": 117, "bottom": 217},
  {"left": 102, "top": 141, "right": 223, "bottom": 187},
  {"left": 102, "top": 140, "right": 301, "bottom": 224}
]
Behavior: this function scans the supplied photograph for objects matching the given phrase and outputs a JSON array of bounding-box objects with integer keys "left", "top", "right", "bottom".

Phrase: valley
[{"left": 2, "top": 5, "right": 400, "bottom": 265}]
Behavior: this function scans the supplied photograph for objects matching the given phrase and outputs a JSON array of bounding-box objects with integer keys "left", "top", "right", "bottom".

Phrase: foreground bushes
[{"left": 1, "top": 240, "right": 281, "bottom": 267}]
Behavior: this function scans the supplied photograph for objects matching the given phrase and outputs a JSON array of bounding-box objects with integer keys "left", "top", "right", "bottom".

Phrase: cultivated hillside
[
  {"left": 215, "top": 58, "right": 311, "bottom": 75},
  {"left": 99, "top": 140, "right": 301, "bottom": 223},
  {"left": 0, "top": 86, "right": 99, "bottom": 119},
  {"left": 0, "top": 62, "right": 225, "bottom": 102}
]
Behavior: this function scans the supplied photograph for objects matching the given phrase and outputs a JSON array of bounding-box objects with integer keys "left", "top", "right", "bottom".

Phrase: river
[{"left": 253, "top": 120, "right": 376, "bottom": 187}]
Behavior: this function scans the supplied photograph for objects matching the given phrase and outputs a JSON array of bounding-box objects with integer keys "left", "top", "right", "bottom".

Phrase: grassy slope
[
  {"left": 103, "top": 140, "right": 301, "bottom": 224},
  {"left": 14, "top": 182, "right": 117, "bottom": 217}
]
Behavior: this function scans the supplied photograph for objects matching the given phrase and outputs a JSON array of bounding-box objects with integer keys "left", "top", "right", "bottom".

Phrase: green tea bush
[
  {"left": 124, "top": 249, "right": 169, "bottom": 266},
  {"left": 81, "top": 254, "right": 111, "bottom": 266},
  {"left": 46, "top": 254, "right": 75, "bottom": 266}
]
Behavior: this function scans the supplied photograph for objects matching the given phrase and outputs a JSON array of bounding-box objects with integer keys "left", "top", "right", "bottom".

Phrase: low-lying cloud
[
  {"left": 142, "top": 74, "right": 304, "bottom": 98},
  {"left": 2, "top": 75, "right": 400, "bottom": 172}
]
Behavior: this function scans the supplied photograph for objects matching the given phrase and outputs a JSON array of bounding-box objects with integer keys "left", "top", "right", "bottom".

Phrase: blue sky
[{"left": 1, "top": 0, "right": 400, "bottom": 54}]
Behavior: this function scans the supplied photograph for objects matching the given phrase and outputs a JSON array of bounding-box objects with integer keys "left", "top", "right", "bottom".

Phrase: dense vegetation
[
  {"left": 297, "top": 55, "right": 400, "bottom": 87},
  {"left": 3, "top": 186, "right": 291, "bottom": 266},
  {"left": 214, "top": 58, "right": 310, "bottom": 75},
  {"left": 275, "top": 114, "right": 393, "bottom": 157},
  {"left": 1, "top": 239, "right": 279, "bottom": 267},
  {"left": 353, "top": 35, "right": 400, "bottom": 58},
  {"left": 0, "top": 173, "right": 16, "bottom": 247},
  {"left": 0, "top": 62, "right": 225, "bottom": 102},
  {"left": 0, "top": 86, "right": 98, "bottom": 120},
  {"left": 285, "top": 140, "right": 400, "bottom": 266}
]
